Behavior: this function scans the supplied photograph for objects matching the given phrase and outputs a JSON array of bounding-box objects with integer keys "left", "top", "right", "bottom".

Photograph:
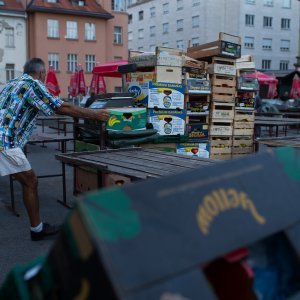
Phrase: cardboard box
[
  {"left": 155, "top": 66, "right": 182, "bottom": 84},
  {"left": 185, "top": 78, "right": 211, "bottom": 94},
  {"left": 127, "top": 82, "right": 149, "bottom": 106},
  {"left": 176, "top": 142, "right": 210, "bottom": 158},
  {"left": 126, "top": 72, "right": 156, "bottom": 84},
  {"left": 187, "top": 123, "right": 209, "bottom": 140},
  {"left": 148, "top": 82, "right": 185, "bottom": 109},
  {"left": 107, "top": 107, "right": 147, "bottom": 131},
  {"left": 237, "top": 77, "right": 259, "bottom": 91},
  {"left": 148, "top": 108, "right": 186, "bottom": 136}
]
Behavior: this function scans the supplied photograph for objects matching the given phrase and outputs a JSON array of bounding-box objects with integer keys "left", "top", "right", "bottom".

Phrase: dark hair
[{"left": 23, "top": 58, "right": 45, "bottom": 76}]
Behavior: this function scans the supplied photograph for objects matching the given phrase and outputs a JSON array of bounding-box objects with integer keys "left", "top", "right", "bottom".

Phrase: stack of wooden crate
[
  {"left": 233, "top": 55, "right": 259, "bottom": 158},
  {"left": 187, "top": 32, "right": 242, "bottom": 159}
]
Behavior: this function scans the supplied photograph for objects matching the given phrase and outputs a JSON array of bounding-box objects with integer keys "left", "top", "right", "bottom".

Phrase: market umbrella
[
  {"left": 45, "top": 66, "right": 60, "bottom": 96},
  {"left": 69, "top": 65, "right": 86, "bottom": 104},
  {"left": 69, "top": 69, "right": 79, "bottom": 97},
  {"left": 290, "top": 74, "right": 300, "bottom": 99},
  {"left": 90, "top": 71, "right": 107, "bottom": 95}
]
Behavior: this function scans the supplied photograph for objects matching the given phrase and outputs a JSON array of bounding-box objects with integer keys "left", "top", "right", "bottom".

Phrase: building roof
[
  {"left": 0, "top": 0, "right": 26, "bottom": 15},
  {"left": 27, "top": 0, "right": 113, "bottom": 19}
]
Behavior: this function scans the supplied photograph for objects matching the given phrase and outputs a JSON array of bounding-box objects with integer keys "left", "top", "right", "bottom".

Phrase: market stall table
[
  {"left": 254, "top": 116, "right": 300, "bottom": 137},
  {"left": 9, "top": 133, "right": 75, "bottom": 215},
  {"left": 55, "top": 148, "right": 217, "bottom": 207},
  {"left": 36, "top": 115, "right": 72, "bottom": 134}
]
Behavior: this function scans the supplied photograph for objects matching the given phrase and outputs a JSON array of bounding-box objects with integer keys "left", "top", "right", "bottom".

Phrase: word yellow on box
[
  {"left": 107, "top": 108, "right": 147, "bottom": 131},
  {"left": 148, "top": 82, "right": 185, "bottom": 109},
  {"left": 148, "top": 109, "right": 186, "bottom": 136}
]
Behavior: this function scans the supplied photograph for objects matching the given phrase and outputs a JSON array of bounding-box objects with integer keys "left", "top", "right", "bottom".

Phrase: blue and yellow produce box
[
  {"left": 148, "top": 109, "right": 186, "bottom": 136},
  {"left": 148, "top": 82, "right": 185, "bottom": 109},
  {"left": 107, "top": 107, "right": 147, "bottom": 131},
  {"left": 176, "top": 142, "right": 210, "bottom": 158},
  {"left": 127, "top": 81, "right": 149, "bottom": 106}
]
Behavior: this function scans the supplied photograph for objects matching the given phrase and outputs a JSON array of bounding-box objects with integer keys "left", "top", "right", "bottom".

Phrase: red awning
[
  {"left": 245, "top": 71, "right": 278, "bottom": 84},
  {"left": 92, "top": 60, "right": 129, "bottom": 78}
]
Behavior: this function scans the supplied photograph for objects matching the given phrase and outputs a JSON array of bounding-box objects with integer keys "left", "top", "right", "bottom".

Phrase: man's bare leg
[{"left": 13, "top": 169, "right": 40, "bottom": 227}]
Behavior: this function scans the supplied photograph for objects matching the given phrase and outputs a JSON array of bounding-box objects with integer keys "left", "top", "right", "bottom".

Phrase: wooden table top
[{"left": 56, "top": 148, "right": 217, "bottom": 180}]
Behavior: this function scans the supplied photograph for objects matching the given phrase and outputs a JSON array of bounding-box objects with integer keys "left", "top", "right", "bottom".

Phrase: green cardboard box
[{"left": 107, "top": 107, "right": 147, "bottom": 131}]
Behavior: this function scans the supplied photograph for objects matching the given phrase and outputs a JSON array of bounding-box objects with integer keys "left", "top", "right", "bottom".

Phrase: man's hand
[{"left": 96, "top": 109, "right": 110, "bottom": 122}]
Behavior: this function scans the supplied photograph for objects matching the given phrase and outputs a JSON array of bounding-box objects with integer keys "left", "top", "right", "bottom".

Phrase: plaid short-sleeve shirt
[{"left": 0, "top": 74, "right": 64, "bottom": 150}]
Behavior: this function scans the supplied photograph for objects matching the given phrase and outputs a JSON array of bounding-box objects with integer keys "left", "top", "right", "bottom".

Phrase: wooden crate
[
  {"left": 182, "top": 56, "right": 208, "bottom": 70},
  {"left": 210, "top": 102, "right": 235, "bottom": 119},
  {"left": 232, "top": 136, "right": 254, "bottom": 154},
  {"left": 210, "top": 153, "right": 232, "bottom": 160},
  {"left": 211, "top": 74, "right": 236, "bottom": 88},
  {"left": 208, "top": 57, "right": 236, "bottom": 76},
  {"left": 210, "top": 136, "right": 233, "bottom": 147},
  {"left": 234, "top": 110, "right": 255, "bottom": 122},
  {"left": 209, "top": 119, "right": 233, "bottom": 136},
  {"left": 233, "top": 127, "right": 254, "bottom": 136},
  {"left": 187, "top": 32, "right": 241, "bottom": 60},
  {"left": 186, "top": 114, "right": 209, "bottom": 124}
]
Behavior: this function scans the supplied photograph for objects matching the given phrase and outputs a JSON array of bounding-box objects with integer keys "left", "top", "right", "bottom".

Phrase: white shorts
[{"left": 0, "top": 147, "right": 31, "bottom": 176}]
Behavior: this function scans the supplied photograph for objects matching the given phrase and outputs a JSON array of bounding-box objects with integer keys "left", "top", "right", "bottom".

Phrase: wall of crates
[{"left": 127, "top": 33, "right": 259, "bottom": 160}]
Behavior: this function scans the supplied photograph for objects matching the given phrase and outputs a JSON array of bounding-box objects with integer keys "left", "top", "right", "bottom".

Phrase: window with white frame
[
  {"left": 262, "top": 59, "right": 271, "bottom": 70},
  {"left": 193, "top": 0, "right": 200, "bottom": 6},
  {"left": 163, "top": 3, "right": 169, "bottom": 14},
  {"left": 177, "top": 19, "right": 183, "bottom": 31},
  {"left": 246, "top": 0, "right": 255, "bottom": 4},
  {"left": 5, "top": 28, "right": 14, "bottom": 47},
  {"left": 47, "top": 19, "right": 59, "bottom": 38},
  {"left": 139, "top": 11, "right": 144, "bottom": 20},
  {"left": 176, "top": 40, "right": 184, "bottom": 49},
  {"left": 263, "top": 16, "right": 273, "bottom": 28},
  {"left": 112, "top": 0, "right": 126, "bottom": 11},
  {"left": 138, "top": 29, "right": 144, "bottom": 39},
  {"left": 280, "top": 39, "right": 290, "bottom": 51},
  {"left": 264, "top": 0, "right": 273, "bottom": 6},
  {"left": 177, "top": 0, "right": 183, "bottom": 10},
  {"left": 280, "top": 60, "right": 289, "bottom": 70},
  {"left": 262, "top": 38, "right": 272, "bottom": 50},
  {"left": 48, "top": 53, "right": 59, "bottom": 70},
  {"left": 282, "top": 0, "right": 291, "bottom": 8},
  {"left": 66, "top": 21, "right": 78, "bottom": 39},
  {"left": 150, "top": 6, "right": 156, "bottom": 17},
  {"left": 5, "top": 64, "right": 14, "bottom": 82},
  {"left": 192, "top": 15, "right": 199, "bottom": 28},
  {"left": 150, "top": 45, "right": 156, "bottom": 52},
  {"left": 67, "top": 53, "right": 77, "bottom": 72},
  {"left": 192, "top": 37, "right": 200, "bottom": 46},
  {"left": 85, "top": 23, "right": 96, "bottom": 40},
  {"left": 85, "top": 55, "right": 95, "bottom": 72},
  {"left": 150, "top": 26, "right": 155, "bottom": 37},
  {"left": 245, "top": 14, "right": 255, "bottom": 26},
  {"left": 281, "top": 18, "right": 290, "bottom": 29},
  {"left": 114, "top": 86, "right": 122, "bottom": 93},
  {"left": 128, "top": 31, "right": 133, "bottom": 41},
  {"left": 163, "top": 23, "right": 169, "bottom": 34},
  {"left": 114, "top": 26, "right": 122, "bottom": 44},
  {"left": 128, "top": 14, "right": 132, "bottom": 24},
  {"left": 162, "top": 42, "right": 169, "bottom": 47},
  {"left": 244, "top": 36, "right": 254, "bottom": 48}
]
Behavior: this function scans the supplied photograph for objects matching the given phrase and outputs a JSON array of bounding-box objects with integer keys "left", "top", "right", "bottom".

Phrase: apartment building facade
[
  {"left": 0, "top": 0, "right": 128, "bottom": 98},
  {"left": 127, "top": 0, "right": 300, "bottom": 75},
  {"left": 0, "top": 1, "right": 27, "bottom": 91}
]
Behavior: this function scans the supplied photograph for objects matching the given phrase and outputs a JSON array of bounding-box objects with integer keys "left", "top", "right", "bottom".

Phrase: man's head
[{"left": 23, "top": 58, "right": 46, "bottom": 82}]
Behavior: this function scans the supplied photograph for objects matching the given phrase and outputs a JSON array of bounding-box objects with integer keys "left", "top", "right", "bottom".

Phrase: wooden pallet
[
  {"left": 210, "top": 102, "right": 235, "bottom": 119},
  {"left": 209, "top": 119, "right": 233, "bottom": 136}
]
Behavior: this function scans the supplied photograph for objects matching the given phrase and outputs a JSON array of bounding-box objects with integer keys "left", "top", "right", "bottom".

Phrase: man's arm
[{"left": 56, "top": 101, "right": 109, "bottom": 121}]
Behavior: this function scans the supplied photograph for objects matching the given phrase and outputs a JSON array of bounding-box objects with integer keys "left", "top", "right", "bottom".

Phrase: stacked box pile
[
  {"left": 177, "top": 56, "right": 210, "bottom": 158},
  {"left": 233, "top": 55, "right": 258, "bottom": 158},
  {"left": 128, "top": 47, "right": 186, "bottom": 142},
  {"left": 187, "top": 32, "right": 241, "bottom": 159}
]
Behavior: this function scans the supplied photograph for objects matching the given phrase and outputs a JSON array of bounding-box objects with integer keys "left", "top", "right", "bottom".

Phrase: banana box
[
  {"left": 127, "top": 82, "right": 149, "bottom": 106},
  {"left": 148, "top": 109, "right": 186, "bottom": 136},
  {"left": 107, "top": 107, "right": 147, "bottom": 131},
  {"left": 148, "top": 82, "right": 185, "bottom": 109},
  {"left": 176, "top": 142, "right": 210, "bottom": 158}
]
